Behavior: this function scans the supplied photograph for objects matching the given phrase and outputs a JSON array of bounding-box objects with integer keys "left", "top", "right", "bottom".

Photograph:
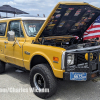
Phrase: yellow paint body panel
[{"left": 23, "top": 43, "right": 66, "bottom": 78}]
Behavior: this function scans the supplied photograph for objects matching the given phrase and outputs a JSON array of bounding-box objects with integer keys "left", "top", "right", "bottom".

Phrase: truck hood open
[{"left": 34, "top": 2, "right": 100, "bottom": 42}]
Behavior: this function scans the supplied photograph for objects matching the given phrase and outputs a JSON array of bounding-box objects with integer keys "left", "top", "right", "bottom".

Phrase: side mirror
[{"left": 7, "top": 31, "right": 15, "bottom": 41}]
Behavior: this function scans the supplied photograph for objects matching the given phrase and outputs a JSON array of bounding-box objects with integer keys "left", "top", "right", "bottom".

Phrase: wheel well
[{"left": 30, "top": 55, "right": 50, "bottom": 70}]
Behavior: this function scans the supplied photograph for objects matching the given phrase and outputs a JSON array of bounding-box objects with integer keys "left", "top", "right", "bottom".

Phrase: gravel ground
[{"left": 0, "top": 64, "right": 100, "bottom": 100}]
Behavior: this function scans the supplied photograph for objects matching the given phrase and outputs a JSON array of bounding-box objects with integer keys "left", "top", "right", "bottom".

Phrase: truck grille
[
  {"left": 65, "top": 49, "right": 100, "bottom": 72},
  {"left": 76, "top": 53, "right": 87, "bottom": 64}
]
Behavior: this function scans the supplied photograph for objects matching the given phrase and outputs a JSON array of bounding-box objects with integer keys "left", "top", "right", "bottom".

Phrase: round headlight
[{"left": 67, "top": 54, "right": 74, "bottom": 65}]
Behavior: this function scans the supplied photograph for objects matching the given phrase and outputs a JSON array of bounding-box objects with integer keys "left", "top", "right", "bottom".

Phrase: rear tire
[
  {"left": 30, "top": 64, "right": 57, "bottom": 99},
  {"left": 0, "top": 61, "right": 5, "bottom": 74}
]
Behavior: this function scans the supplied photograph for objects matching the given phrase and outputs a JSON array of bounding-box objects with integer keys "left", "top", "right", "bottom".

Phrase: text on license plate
[{"left": 70, "top": 72, "right": 87, "bottom": 81}]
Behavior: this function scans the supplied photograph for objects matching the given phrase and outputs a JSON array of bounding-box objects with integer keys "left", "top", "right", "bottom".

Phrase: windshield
[{"left": 23, "top": 20, "right": 45, "bottom": 37}]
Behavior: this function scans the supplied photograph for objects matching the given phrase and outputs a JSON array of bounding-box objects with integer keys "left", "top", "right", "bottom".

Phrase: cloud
[
  {"left": 21, "top": 8, "right": 39, "bottom": 11},
  {"left": 4, "top": 1, "right": 16, "bottom": 5},
  {"left": 14, "top": 0, "right": 39, "bottom": 3},
  {"left": 90, "top": 2, "right": 100, "bottom": 7},
  {"left": 0, "top": 0, "right": 100, "bottom": 17}
]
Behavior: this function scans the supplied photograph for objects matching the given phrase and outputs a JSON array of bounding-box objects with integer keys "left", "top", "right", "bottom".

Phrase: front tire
[
  {"left": 30, "top": 64, "right": 57, "bottom": 99},
  {"left": 0, "top": 61, "right": 5, "bottom": 74}
]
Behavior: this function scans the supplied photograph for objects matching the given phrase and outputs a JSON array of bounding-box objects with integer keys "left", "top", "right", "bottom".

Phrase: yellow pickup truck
[{"left": 0, "top": 1, "right": 100, "bottom": 99}]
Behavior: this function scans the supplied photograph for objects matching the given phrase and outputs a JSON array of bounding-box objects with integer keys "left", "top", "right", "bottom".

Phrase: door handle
[{"left": 4, "top": 41, "right": 8, "bottom": 44}]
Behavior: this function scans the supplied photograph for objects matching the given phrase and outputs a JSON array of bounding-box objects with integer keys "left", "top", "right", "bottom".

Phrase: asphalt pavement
[{"left": 0, "top": 64, "right": 100, "bottom": 100}]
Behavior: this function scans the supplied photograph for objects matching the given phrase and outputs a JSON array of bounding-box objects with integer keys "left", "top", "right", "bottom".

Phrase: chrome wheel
[{"left": 34, "top": 73, "right": 46, "bottom": 90}]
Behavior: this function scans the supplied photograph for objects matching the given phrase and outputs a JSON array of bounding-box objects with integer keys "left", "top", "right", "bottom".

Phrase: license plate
[{"left": 70, "top": 72, "right": 87, "bottom": 81}]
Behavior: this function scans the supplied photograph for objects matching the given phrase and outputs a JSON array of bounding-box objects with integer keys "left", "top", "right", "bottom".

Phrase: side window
[
  {"left": 0, "top": 23, "right": 6, "bottom": 36},
  {"left": 9, "top": 21, "right": 24, "bottom": 37}
]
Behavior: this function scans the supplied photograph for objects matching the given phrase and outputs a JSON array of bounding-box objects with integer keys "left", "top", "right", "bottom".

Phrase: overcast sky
[{"left": 0, "top": 0, "right": 100, "bottom": 17}]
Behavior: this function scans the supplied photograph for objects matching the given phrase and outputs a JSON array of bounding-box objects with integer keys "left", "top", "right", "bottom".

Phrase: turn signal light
[
  {"left": 91, "top": 73, "right": 96, "bottom": 78},
  {"left": 53, "top": 57, "right": 59, "bottom": 62}
]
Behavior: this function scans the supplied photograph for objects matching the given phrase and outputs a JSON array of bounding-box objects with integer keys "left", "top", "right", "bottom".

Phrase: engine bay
[{"left": 37, "top": 36, "right": 100, "bottom": 50}]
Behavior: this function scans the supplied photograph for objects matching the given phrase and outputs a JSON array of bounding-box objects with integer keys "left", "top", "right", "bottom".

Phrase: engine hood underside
[{"left": 36, "top": 2, "right": 100, "bottom": 41}]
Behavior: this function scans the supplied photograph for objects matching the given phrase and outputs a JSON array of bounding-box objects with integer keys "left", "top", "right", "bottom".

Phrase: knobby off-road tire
[
  {"left": 0, "top": 61, "right": 5, "bottom": 74},
  {"left": 30, "top": 64, "right": 57, "bottom": 99}
]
